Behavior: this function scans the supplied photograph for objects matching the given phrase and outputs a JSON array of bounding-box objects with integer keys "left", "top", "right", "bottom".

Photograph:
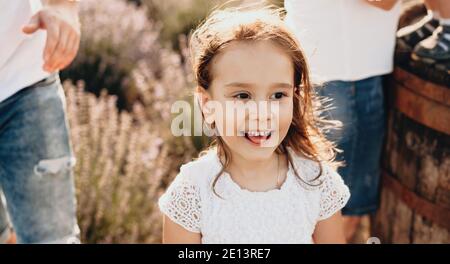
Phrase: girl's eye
[
  {"left": 271, "top": 92, "right": 286, "bottom": 100},
  {"left": 234, "top": 93, "right": 250, "bottom": 100}
]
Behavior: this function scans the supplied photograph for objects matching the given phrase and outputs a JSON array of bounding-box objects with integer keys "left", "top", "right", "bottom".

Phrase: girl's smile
[{"left": 242, "top": 130, "right": 273, "bottom": 146}]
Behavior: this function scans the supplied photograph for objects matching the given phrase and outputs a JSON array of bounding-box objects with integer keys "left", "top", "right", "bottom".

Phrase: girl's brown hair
[{"left": 189, "top": 4, "right": 341, "bottom": 197}]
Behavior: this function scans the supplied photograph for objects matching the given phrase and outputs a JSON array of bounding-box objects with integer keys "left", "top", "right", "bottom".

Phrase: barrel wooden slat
[
  {"left": 412, "top": 214, "right": 449, "bottom": 243},
  {"left": 391, "top": 196, "right": 413, "bottom": 243}
]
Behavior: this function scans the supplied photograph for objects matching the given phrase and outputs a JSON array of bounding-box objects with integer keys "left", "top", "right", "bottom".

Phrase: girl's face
[{"left": 201, "top": 40, "right": 295, "bottom": 161}]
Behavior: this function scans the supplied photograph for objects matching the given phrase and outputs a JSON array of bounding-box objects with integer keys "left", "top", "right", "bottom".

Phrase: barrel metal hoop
[
  {"left": 382, "top": 170, "right": 450, "bottom": 230},
  {"left": 394, "top": 68, "right": 450, "bottom": 107}
]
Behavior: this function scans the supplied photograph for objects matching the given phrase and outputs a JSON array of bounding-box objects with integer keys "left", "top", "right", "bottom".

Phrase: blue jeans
[
  {"left": 318, "top": 76, "right": 386, "bottom": 216},
  {"left": 0, "top": 74, "right": 80, "bottom": 243}
]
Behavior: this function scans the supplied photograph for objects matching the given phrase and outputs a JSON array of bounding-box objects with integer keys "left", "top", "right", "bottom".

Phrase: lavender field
[{"left": 61, "top": 0, "right": 216, "bottom": 243}]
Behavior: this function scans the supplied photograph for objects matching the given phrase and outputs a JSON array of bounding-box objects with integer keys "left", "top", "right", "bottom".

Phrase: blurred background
[{"left": 59, "top": 0, "right": 449, "bottom": 243}]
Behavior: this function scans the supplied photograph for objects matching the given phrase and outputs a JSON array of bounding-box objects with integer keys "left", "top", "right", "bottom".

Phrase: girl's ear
[{"left": 196, "top": 86, "right": 215, "bottom": 125}]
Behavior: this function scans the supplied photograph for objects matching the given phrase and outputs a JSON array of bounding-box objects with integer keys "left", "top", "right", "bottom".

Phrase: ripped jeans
[{"left": 0, "top": 74, "right": 80, "bottom": 243}]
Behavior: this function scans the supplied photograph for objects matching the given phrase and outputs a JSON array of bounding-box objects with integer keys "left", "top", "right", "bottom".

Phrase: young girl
[{"left": 158, "top": 6, "right": 351, "bottom": 244}]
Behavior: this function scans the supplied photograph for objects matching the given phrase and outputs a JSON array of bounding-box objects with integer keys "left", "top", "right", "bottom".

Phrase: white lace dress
[{"left": 158, "top": 149, "right": 350, "bottom": 244}]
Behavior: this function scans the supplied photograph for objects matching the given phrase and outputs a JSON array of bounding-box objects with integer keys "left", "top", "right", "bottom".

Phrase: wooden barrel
[{"left": 372, "top": 67, "right": 450, "bottom": 243}]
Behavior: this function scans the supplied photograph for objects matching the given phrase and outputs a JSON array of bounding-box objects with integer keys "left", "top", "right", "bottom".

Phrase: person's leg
[
  {"left": 397, "top": 0, "right": 440, "bottom": 51},
  {"left": 413, "top": 0, "right": 450, "bottom": 62},
  {"left": 317, "top": 80, "right": 360, "bottom": 242},
  {"left": 0, "top": 188, "right": 13, "bottom": 244},
  {"left": 438, "top": 0, "right": 450, "bottom": 18},
  {"left": 435, "top": 0, "right": 450, "bottom": 72},
  {"left": 424, "top": 0, "right": 440, "bottom": 12},
  {"left": 6, "top": 233, "right": 16, "bottom": 243},
  {"left": 349, "top": 76, "right": 386, "bottom": 242},
  {"left": 0, "top": 75, "right": 80, "bottom": 244}
]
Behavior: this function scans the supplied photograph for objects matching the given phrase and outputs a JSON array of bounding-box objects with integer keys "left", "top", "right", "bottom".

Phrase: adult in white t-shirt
[
  {"left": 285, "top": 0, "right": 400, "bottom": 242},
  {"left": 0, "top": 0, "right": 81, "bottom": 244}
]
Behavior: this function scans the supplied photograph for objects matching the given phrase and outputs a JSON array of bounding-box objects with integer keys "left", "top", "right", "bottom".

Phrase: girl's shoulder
[
  {"left": 175, "top": 149, "right": 221, "bottom": 188},
  {"left": 288, "top": 149, "right": 325, "bottom": 181},
  {"left": 288, "top": 149, "right": 350, "bottom": 220},
  {"left": 287, "top": 148, "right": 343, "bottom": 187},
  {"left": 158, "top": 151, "right": 220, "bottom": 234}
]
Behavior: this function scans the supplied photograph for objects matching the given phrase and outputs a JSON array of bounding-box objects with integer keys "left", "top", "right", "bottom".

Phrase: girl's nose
[{"left": 247, "top": 101, "right": 278, "bottom": 121}]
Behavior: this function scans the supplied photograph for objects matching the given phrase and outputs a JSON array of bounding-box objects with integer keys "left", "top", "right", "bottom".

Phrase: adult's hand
[{"left": 22, "top": 0, "right": 81, "bottom": 73}]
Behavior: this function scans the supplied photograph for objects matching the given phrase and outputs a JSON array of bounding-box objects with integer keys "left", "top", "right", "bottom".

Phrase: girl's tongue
[{"left": 244, "top": 132, "right": 271, "bottom": 145}]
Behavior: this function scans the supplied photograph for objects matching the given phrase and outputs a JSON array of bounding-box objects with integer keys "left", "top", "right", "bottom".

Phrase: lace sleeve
[
  {"left": 317, "top": 163, "right": 351, "bottom": 221},
  {"left": 158, "top": 170, "right": 201, "bottom": 233}
]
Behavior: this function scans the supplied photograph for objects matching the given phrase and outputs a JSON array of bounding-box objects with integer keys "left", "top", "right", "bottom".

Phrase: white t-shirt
[
  {"left": 0, "top": 0, "right": 49, "bottom": 103},
  {"left": 158, "top": 148, "right": 350, "bottom": 243},
  {"left": 285, "top": 0, "right": 401, "bottom": 83}
]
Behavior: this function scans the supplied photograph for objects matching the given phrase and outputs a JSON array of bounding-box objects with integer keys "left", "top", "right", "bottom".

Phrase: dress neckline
[
  {"left": 209, "top": 150, "right": 295, "bottom": 196},
  {"left": 222, "top": 164, "right": 294, "bottom": 195}
]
